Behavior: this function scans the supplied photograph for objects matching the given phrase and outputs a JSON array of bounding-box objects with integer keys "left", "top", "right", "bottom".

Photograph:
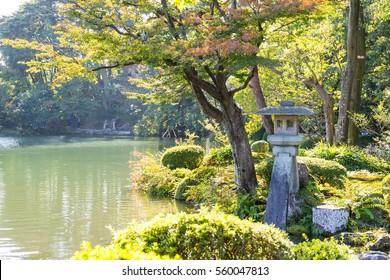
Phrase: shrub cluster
[
  {"left": 255, "top": 156, "right": 347, "bottom": 188},
  {"left": 72, "top": 210, "right": 358, "bottom": 260},
  {"left": 293, "top": 237, "right": 356, "bottom": 260},
  {"left": 174, "top": 166, "right": 218, "bottom": 201},
  {"left": 72, "top": 241, "right": 178, "bottom": 260},
  {"left": 309, "top": 143, "right": 390, "bottom": 173},
  {"left": 95, "top": 211, "right": 294, "bottom": 260},
  {"left": 130, "top": 152, "right": 180, "bottom": 196},
  {"left": 297, "top": 157, "right": 347, "bottom": 188},
  {"left": 161, "top": 145, "right": 205, "bottom": 170}
]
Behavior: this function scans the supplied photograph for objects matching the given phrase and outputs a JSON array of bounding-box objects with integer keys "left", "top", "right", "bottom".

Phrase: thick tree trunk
[
  {"left": 185, "top": 69, "right": 258, "bottom": 195},
  {"left": 348, "top": 2, "right": 365, "bottom": 145},
  {"left": 249, "top": 65, "right": 274, "bottom": 135},
  {"left": 335, "top": 0, "right": 360, "bottom": 144},
  {"left": 221, "top": 100, "right": 258, "bottom": 195}
]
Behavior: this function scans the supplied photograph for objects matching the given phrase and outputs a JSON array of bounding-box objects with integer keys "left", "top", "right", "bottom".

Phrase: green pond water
[{"left": 0, "top": 136, "right": 185, "bottom": 260}]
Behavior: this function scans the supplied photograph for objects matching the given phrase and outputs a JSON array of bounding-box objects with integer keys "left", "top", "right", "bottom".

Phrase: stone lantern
[{"left": 257, "top": 100, "right": 314, "bottom": 230}]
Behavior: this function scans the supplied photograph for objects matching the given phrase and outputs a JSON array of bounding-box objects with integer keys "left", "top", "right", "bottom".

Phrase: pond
[{"left": 0, "top": 136, "right": 186, "bottom": 260}]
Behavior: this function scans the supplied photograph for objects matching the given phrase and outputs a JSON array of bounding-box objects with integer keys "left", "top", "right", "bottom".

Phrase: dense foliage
[
  {"left": 297, "top": 157, "right": 347, "bottom": 188},
  {"left": 76, "top": 210, "right": 295, "bottom": 260},
  {"left": 308, "top": 143, "right": 390, "bottom": 173},
  {"left": 293, "top": 237, "right": 356, "bottom": 260}
]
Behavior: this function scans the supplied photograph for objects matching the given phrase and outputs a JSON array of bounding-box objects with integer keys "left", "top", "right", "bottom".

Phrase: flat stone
[
  {"left": 358, "top": 251, "right": 389, "bottom": 260},
  {"left": 312, "top": 206, "right": 349, "bottom": 236},
  {"left": 257, "top": 105, "right": 314, "bottom": 116},
  {"left": 268, "top": 135, "right": 304, "bottom": 146}
]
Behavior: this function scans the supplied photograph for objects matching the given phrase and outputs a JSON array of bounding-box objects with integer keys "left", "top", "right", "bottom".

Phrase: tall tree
[
  {"left": 335, "top": 0, "right": 365, "bottom": 144},
  {"left": 259, "top": 3, "right": 344, "bottom": 144}
]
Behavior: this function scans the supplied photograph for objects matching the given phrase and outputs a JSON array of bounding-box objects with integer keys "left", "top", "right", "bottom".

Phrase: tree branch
[
  {"left": 91, "top": 61, "right": 135, "bottom": 71},
  {"left": 229, "top": 68, "right": 255, "bottom": 96},
  {"left": 185, "top": 69, "right": 223, "bottom": 102},
  {"left": 185, "top": 72, "right": 223, "bottom": 122}
]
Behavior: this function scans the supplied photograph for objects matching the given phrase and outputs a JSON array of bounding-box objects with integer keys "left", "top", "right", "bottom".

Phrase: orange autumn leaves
[{"left": 183, "top": 0, "right": 326, "bottom": 58}]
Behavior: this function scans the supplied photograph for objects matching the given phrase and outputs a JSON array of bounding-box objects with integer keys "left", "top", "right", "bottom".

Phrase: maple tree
[{"left": 2, "top": 0, "right": 325, "bottom": 194}]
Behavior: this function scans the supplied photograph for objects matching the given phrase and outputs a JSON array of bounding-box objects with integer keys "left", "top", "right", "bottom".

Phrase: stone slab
[
  {"left": 264, "top": 153, "right": 291, "bottom": 230},
  {"left": 312, "top": 206, "right": 349, "bottom": 236}
]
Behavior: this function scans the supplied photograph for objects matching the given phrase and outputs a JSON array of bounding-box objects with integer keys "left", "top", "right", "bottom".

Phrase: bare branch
[
  {"left": 91, "top": 61, "right": 135, "bottom": 71},
  {"left": 229, "top": 68, "right": 255, "bottom": 96}
]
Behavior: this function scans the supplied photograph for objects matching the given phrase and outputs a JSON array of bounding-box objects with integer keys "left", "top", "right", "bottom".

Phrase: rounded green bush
[
  {"left": 161, "top": 145, "right": 205, "bottom": 170},
  {"left": 251, "top": 140, "right": 270, "bottom": 153},
  {"left": 138, "top": 211, "right": 294, "bottom": 260},
  {"left": 293, "top": 237, "right": 356, "bottom": 260},
  {"left": 298, "top": 157, "right": 347, "bottom": 188}
]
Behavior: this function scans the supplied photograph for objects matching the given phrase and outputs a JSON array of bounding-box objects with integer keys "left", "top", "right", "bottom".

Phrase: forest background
[{"left": 0, "top": 0, "right": 389, "bottom": 153}]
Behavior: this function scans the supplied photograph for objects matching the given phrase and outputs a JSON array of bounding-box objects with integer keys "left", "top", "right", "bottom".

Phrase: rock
[
  {"left": 367, "top": 235, "right": 390, "bottom": 251},
  {"left": 298, "top": 162, "right": 309, "bottom": 188},
  {"left": 358, "top": 251, "right": 389, "bottom": 260},
  {"left": 312, "top": 205, "right": 349, "bottom": 236}
]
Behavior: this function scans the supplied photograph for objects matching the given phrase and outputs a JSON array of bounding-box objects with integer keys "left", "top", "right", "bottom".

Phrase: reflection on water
[
  {"left": 0, "top": 137, "right": 19, "bottom": 149},
  {"left": 0, "top": 136, "right": 183, "bottom": 259}
]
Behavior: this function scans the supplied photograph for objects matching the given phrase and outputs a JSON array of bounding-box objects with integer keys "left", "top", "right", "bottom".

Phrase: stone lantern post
[{"left": 257, "top": 100, "right": 314, "bottom": 230}]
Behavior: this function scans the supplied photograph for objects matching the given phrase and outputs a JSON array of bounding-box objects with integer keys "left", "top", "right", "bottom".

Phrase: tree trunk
[
  {"left": 185, "top": 69, "right": 258, "bottom": 195},
  {"left": 249, "top": 65, "right": 274, "bottom": 135},
  {"left": 100, "top": 69, "right": 111, "bottom": 113},
  {"left": 313, "top": 82, "right": 335, "bottom": 145},
  {"left": 335, "top": 0, "right": 360, "bottom": 144},
  {"left": 303, "top": 78, "right": 335, "bottom": 145},
  {"left": 221, "top": 99, "right": 258, "bottom": 195},
  {"left": 347, "top": 2, "right": 365, "bottom": 145}
]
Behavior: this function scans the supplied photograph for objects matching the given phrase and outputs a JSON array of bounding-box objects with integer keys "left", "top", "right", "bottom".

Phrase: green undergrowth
[
  {"left": 73, "top": 210, "right": 295, "bottom": 260},
  {"left": 130, "top": 142, "right": 389, "bottom": 246},
  {"left": 72, "top": 210, "right": 357, "bottom": 260},
  {"left": 308, "top": 142, "right": 390, "bottom": 173}
]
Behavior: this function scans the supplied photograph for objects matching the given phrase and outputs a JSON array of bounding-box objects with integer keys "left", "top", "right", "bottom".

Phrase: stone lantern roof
[{"left": 257, "top": 100, "right": 314, "bottom": 116}]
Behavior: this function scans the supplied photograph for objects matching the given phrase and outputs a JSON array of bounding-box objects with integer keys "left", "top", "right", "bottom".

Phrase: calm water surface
[{"left": 0, "top": 136, "right": 184, "bottom": 260}]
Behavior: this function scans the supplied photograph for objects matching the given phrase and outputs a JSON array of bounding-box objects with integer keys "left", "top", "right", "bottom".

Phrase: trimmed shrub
[
  {"left": 208, "top": 145, "right": 234, "bottom": 166},
  {"left": 161, "top": 145, "right": 205, "bottom": 170},
  {"left": 293, "top": 237, "right": 356, "bottom": 260},
  {"left": 309, "top": 143, "right": 390, "bottom": 173},
  {"left": 298, "top": 157, "right": 347, "bottom": 188},
  {"left": 138, "top": 211, "right": 294, "bottom": 260},
  {"left": 251, "top": 140, "right": 270, "bottom": 153}
]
